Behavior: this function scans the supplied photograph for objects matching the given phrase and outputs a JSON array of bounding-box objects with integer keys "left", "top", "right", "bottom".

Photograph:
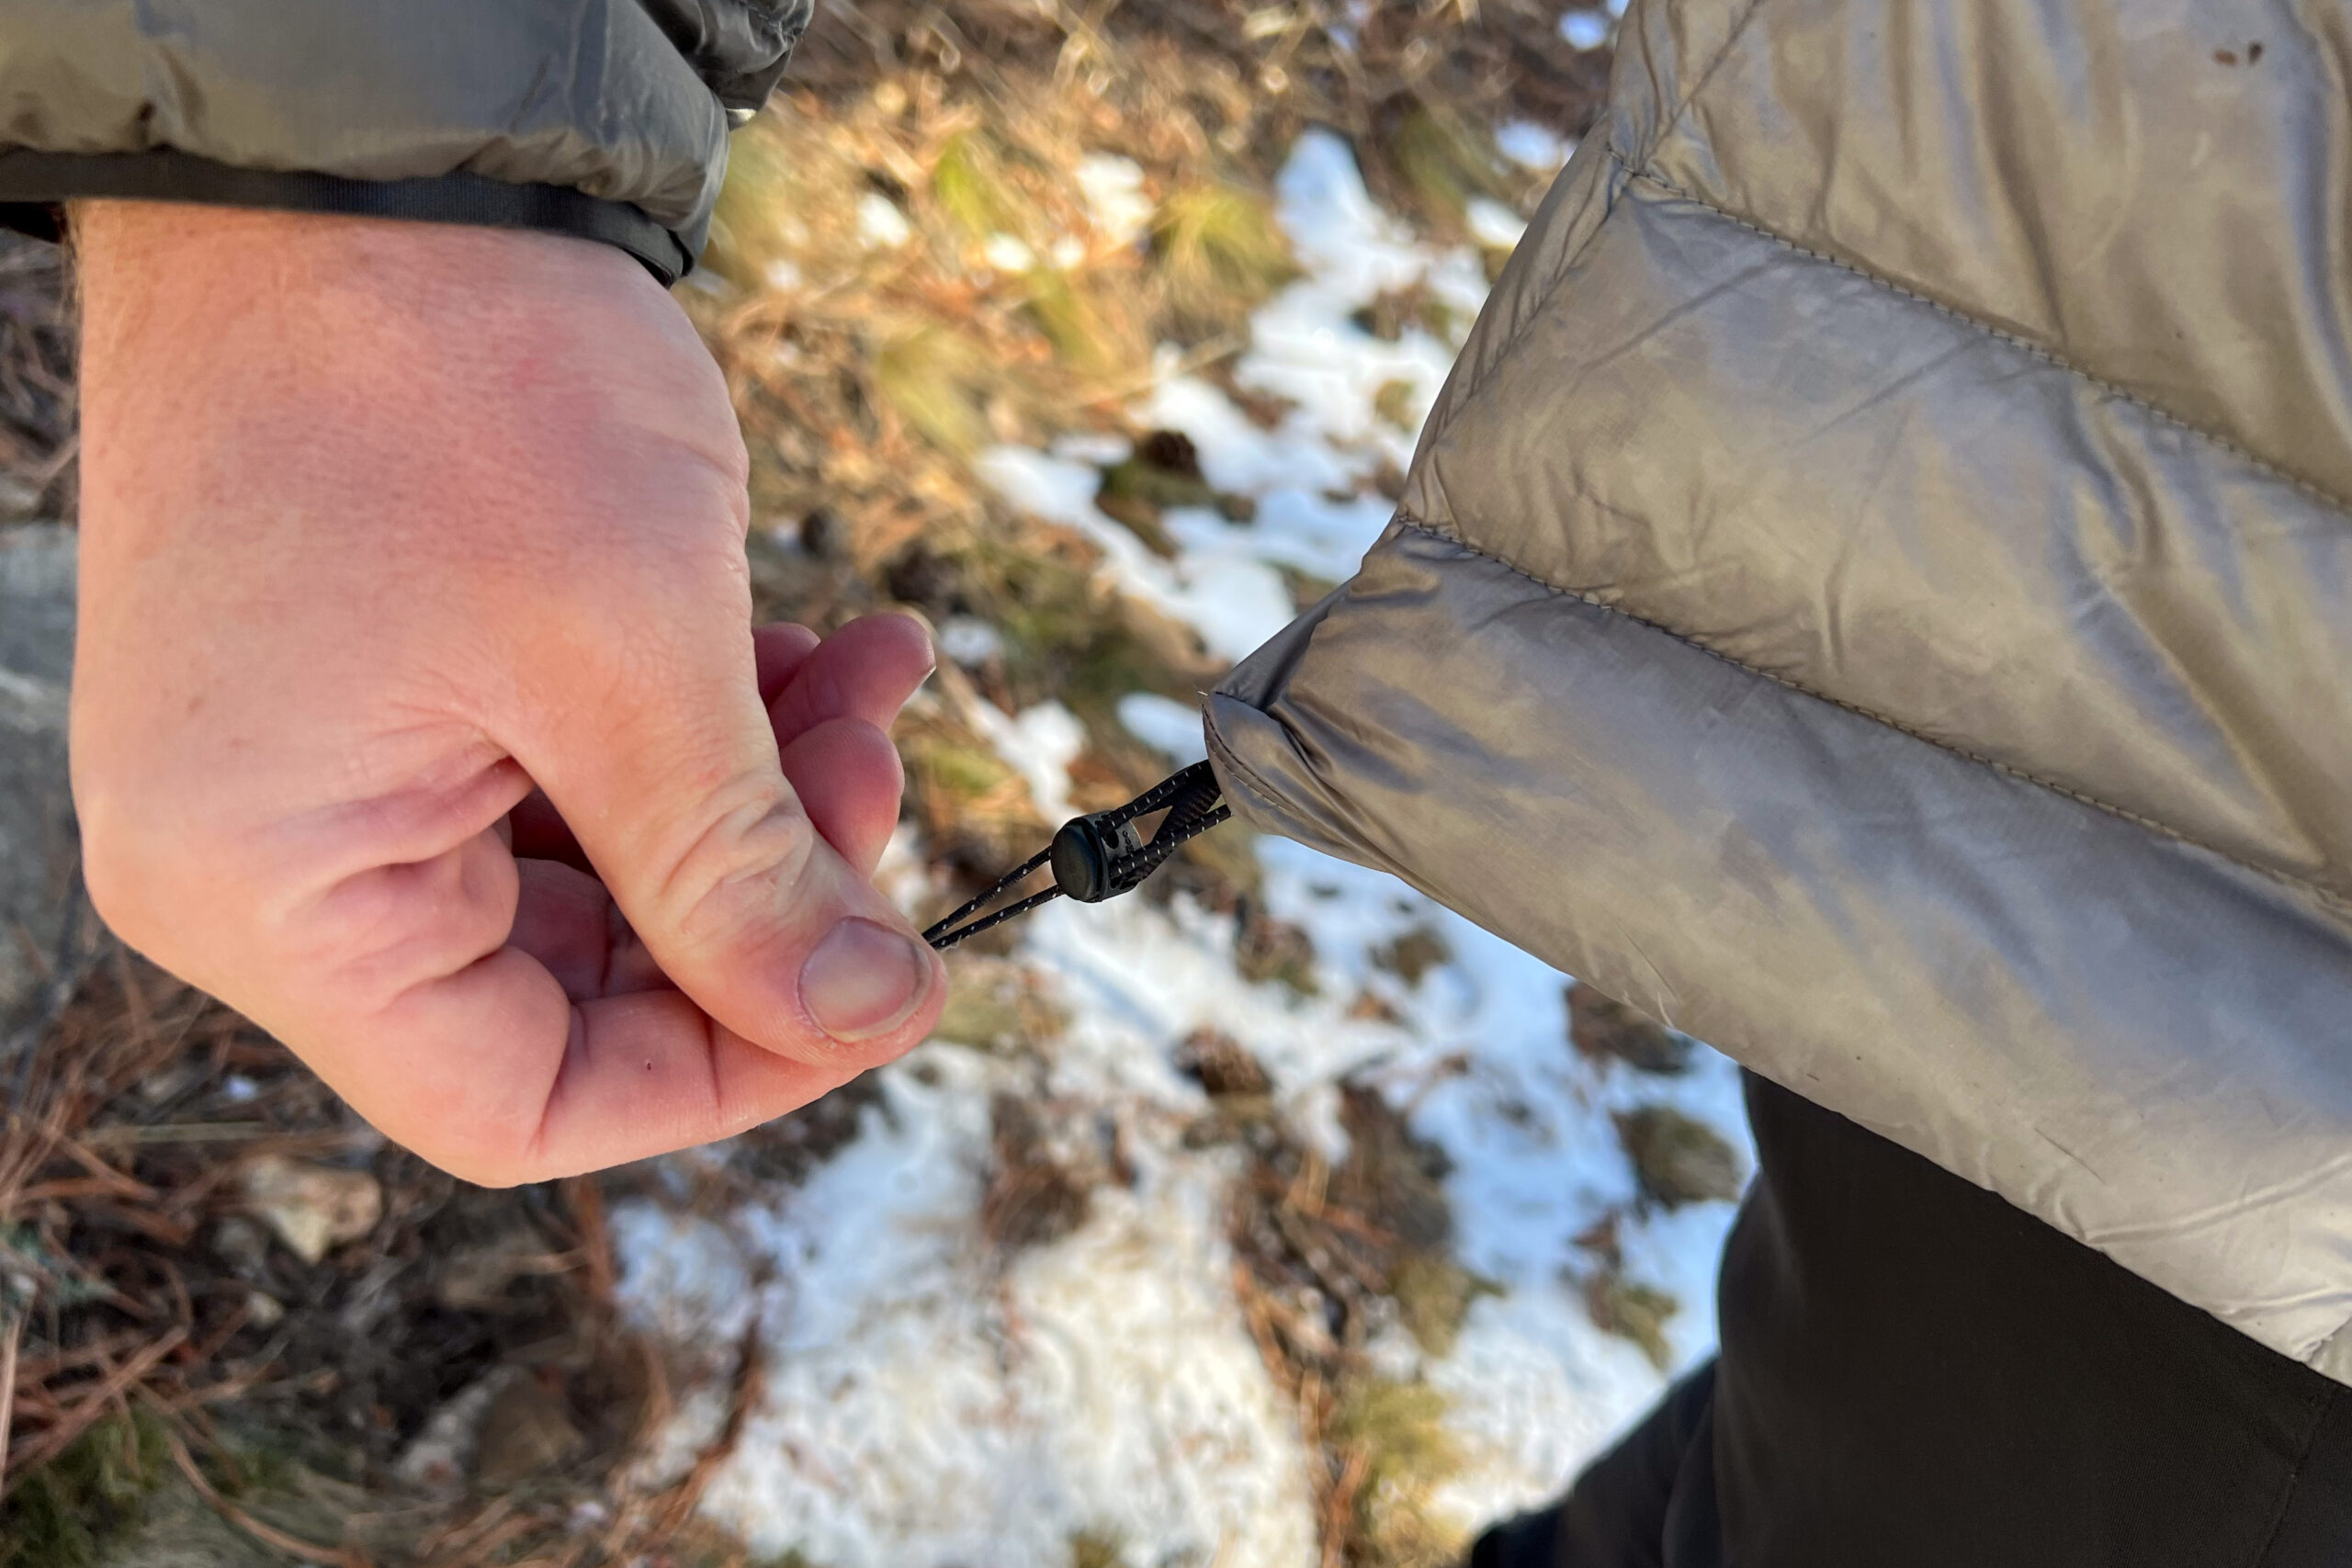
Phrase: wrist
[
  {"left": 74, "top": 203, "right": 706, "bottom": 563},
  {"left": 75, "top": 199, "right": 652, "bottom": 385}
]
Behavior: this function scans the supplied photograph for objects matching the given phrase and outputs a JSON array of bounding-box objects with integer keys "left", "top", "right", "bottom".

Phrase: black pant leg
[
  {"left": 1464, "top": 1070, "right": 2352, "bottom": 1568},
  {"left": 1713, "top": 1072, "right": 2351, "bottom": 1568},
  {"left": 1464, "top": 1362, "right": 1720, "bottom": 1568}
]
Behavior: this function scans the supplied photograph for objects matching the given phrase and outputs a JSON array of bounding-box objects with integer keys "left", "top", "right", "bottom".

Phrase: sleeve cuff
[{"left": 0, "top": 148, "right": 694, "bottom": 285}]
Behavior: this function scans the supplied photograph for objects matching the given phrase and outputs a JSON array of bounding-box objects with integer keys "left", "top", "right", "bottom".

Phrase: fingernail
[
  {"left": 892, "top": 608, "right": 941, "bottom": 676},
  {"left": 799, "top": 918, "right": 932, "bottom": 1043}
]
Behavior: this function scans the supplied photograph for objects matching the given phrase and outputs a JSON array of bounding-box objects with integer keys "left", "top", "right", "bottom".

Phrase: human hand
[{"left": 70, "top": 204, "right": 946, "bottom": 1183}]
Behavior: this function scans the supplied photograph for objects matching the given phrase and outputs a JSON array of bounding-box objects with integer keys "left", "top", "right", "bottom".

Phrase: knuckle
[
  {"left": 392, "top": 1100, "right": 542, "bottom": 1189},
  {"left": 655, "top": 775, "right": 818, "bottom": 946},
  {"left": 298, "top": 846, "right": 516, "bottom": 1011}
]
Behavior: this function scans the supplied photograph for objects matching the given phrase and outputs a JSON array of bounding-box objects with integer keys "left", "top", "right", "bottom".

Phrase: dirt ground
[{"left": 0, "top": 3, "right": 1638, "bottom": 1562}]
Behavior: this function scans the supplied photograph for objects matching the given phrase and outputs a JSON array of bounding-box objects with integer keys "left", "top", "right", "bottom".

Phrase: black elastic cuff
[{"left": 0, "top": 149, "right": 692, "bottom": 285}]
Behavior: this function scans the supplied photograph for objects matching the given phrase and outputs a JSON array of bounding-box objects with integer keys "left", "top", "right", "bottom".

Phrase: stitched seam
[
  {"left": 1623, "top": 168, "right": 2352, "bottom": 523},
  {"left": 1434, "top": 154, "right": 1635, "bottom": 442},
  {"left": 1453, "top": 0, "right": 1778, "bottom": 429},
  {"left": 1641, "top": 0, "right": 1777, "bottom": 169},
  {"left": 1202, "top": 718, "right": 1303, "bottom": 835},
  {"left": 1388, "top": 513, "right": 2352, "bottom": 915},
  {"left": 2247, "top": 1384, "right": 2338, "bottom": 1568}
]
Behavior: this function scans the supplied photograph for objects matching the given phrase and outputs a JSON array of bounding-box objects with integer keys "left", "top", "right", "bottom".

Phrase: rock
[
  {"left": 435, "top": 1221, "right": 557, "bottom": 1312},
  {"left": 209, "top": 1215, "right": 271, "bottom": 1279},
  {"left": 393, "top": 1370, "right": 507, "bottom": 1495},
  {"left": 1173, "top": 1027, "right": 1272, "bottom": 1099},
  {"left": 240, "top": 1156, "right": 383, "bottom": 1265},
  {"left": 0, "top": 524, "right": 87, "bottom": 1033},
  {"left": 1613, "top": 1105, "right": 1746, "bottom": 1210},
  {"left": 1370, "top": 926, "right": 1453, "bottom": 988},
  {"left": 981, "top": 1092, "right": 1094, "bottom": 1252}
]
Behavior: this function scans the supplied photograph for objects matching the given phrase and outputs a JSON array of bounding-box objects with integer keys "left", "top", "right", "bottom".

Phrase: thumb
[{"left": 514, "top": 624, "right": 943, "bottom": 1067}]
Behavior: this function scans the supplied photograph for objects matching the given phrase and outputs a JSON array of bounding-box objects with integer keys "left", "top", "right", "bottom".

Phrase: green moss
[
  {"left": 1328, "top": 1376, "right": 1465, "bottom": 1568},
  {"left": 1390, "top": 1252, "right": 1501, "bottom": 1359},
  {"left": 1614, "top": 1106, "right": 1746, "bottom": 1209},
  {"left": 703, "top": 120, "right": 801, "bottom": 286},
  {"left": 1373, "top": 378, "right": 1423, "bottom": 433},
  {"left": 931, "top": 132, "right": 1025, "bottom": 240},
  {"left": 872, "top": 325, "right": 995, "bottom": 453},
  {"left": 933, "top": 956, "right": 1068, "bottom": 1055},
  {"left": 1385, "top": 108, "right": 1516, "bottom": 229},
  {"left": 1331, "top": 1377, "right": 1455, "bottom": 1491},
  {"left": 0, "top": 1408, "right": 174, "bottom": 1568},
  {"left": 1094, "top": 467, "right": 1213, "bottom": 556},
  {"left": 1350, "top": 283, "right": 1463, "bottom": 345},
  {"left": 1585, "top": 1271, "right": 1680, "bottom": 1371},
  {"left": 1151, "top": 183, "right": 1300, "bottom": 326},
  {"left": 1021, "top": 268, "right": 1132, "bottom": 374},
  {"left": 971, "top": 540, "right": 1198, "bottom": 734},
  {"left": 1370, "top": 927, "right": 1453, "bottom": 989},
  {"left": 906, "top": 732, "right": 1023, "bottom": 806},
  {"left": 1095, "top": 431, "right": 1227, "bottom": 557}
]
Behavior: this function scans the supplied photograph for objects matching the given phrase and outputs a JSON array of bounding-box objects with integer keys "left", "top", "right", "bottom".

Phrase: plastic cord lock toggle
[
  {"left": 1048, "top": 815, "right": 1142, "bottom": 904},
  {"left": 922, "top": 761, "right": 1231, "bottom": 950}
]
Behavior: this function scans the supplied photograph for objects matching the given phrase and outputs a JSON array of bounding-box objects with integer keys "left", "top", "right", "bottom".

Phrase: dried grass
[
  {"left": 0, "top": 235, "right": 74, "bottom": 523},
  {"left": 1223, "top": 1074, "right": 1498, "bottom": 1567},
  {"left": 0, "top": 0, "right": 1622, "bottom": 1557}
]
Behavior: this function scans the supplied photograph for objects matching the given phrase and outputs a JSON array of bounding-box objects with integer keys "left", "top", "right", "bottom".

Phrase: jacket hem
[
  {"left": 0, "top": 149, "right": 693, "bottom": 285},
  {"left": 1205, "top": 518, "right": 2352, "bottom": 1372}
]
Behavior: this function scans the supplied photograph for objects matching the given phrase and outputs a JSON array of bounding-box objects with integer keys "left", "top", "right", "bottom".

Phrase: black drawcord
[
  {"left": 919, "top": 847, "right": 1060, "bottom": 951},
  {"left": 922, "top": 761, "right": 1231, "bottom": 951}
]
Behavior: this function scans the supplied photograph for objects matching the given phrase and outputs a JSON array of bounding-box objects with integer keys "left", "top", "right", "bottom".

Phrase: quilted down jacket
[
  {"left": 1209, "top": 0, "right": 2352, "bottom": 1382},
  {"left": 6, "top": 0, "right": 2350, "bottom": 1381}
]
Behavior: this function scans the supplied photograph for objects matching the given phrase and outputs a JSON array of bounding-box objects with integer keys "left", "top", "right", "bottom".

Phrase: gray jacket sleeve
[{"left": 0, "top": 0, "right": 808, "bottom": 280}]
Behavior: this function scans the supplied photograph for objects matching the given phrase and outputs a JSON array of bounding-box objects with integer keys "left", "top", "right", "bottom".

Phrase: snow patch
[
  {"left": 1117, "top": 691, "right": 1210, "bottom": 764},
  {"left": 1076, "top": 152, "right": 1155, "bottom": 250},
  {"left": 616, "top": 129, "right": 1747, "bottom": 1566},
  {"left": 1497, "top": 121, "right": 1576, "bottom": 172},
  {"left": 856, "top": 192, "right": 912, "bottom": 249},
  {"left": 1559, "top": 9, "right": 1612, "bottom": 50}
]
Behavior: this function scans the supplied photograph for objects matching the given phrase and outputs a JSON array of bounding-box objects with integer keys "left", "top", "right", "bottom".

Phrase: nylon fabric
[
  {"left": 0, "top": 0, "right": 785, "bottom": 255},
  {"left": 1205, "top": 0, "right": 2352, "bottom": 1375},
  {"left": 1406, "top": 173, "right": 2352, "bottom": 900},
  {"left": 635, "top": 0, "right": 811, "bottom": 110}
]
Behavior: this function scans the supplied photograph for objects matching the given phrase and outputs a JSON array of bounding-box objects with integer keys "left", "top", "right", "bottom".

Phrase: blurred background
[{"left": 0, "top": 3, "right": 1754, "bottom": 1563}]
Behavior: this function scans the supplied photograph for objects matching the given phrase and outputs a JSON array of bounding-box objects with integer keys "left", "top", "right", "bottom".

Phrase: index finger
[{"left": 305, "top": 852, "right": 869, "bottom": 1183}]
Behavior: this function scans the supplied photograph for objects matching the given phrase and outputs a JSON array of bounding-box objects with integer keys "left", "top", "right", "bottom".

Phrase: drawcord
[{"left": 922, "top": 761, "right": 1230, "bottom": 951}]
